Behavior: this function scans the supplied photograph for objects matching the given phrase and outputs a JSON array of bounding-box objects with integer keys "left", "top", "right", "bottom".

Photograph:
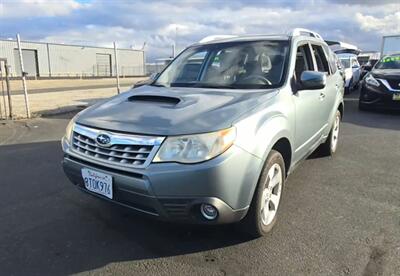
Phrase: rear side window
[
  {"left": 294, "top": 44, "right": 314, "bottom": 81},
  {"left": 325, "top": 46, "right": 338, "bottom": 74},
  {"left": 311, "top": 45, "right": 330, "bottom": 73}
]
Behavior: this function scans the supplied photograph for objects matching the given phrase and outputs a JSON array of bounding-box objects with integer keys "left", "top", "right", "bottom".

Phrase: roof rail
[
  {"left": 199, "top": 35, "right": 237, "bottom": 43},
  {"left": 290, "top": 28, "right": 323, "bottom": 40}
]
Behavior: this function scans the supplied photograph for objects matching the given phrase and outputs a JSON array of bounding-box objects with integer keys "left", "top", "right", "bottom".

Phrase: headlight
[
  {"left": 153, "top": 127, "right": 236, "bottom": 164},
  {"left": 64, "top": 119, "right": 75, "bottom": 144},
  {"left": 365, "top": 74, "right": 380, "bottom": 87}
]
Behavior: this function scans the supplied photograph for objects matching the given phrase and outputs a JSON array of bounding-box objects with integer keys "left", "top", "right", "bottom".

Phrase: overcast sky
[{"left": 0, "top": 0, "right": 399, "bottom": 61}]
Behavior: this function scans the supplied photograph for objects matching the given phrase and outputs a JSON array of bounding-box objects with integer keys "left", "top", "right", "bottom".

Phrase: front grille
[
  {"left": 72, "top": 132, "right": 152, "bottom": 166},
  {"left": 70, "top": 124, "right": 164, "bottom": 169}
]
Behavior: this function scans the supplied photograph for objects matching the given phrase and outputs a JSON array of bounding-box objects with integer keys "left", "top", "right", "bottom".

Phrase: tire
[
  {"left": 319, "top": 110, "right": 341, "bottom": 156},
  {"left": 240, "top": 150, "right": 286, "bottom": 238}
]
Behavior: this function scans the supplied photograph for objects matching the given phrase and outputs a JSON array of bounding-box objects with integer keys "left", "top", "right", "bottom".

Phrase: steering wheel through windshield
[{"left": 241, "top": 75, "right": 272, "bottom": 85}]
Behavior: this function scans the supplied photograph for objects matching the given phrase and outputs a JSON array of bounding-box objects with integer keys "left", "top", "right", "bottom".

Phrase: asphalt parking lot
[{"left": 0, "top": 92, "right": 399, "bottom": 276}]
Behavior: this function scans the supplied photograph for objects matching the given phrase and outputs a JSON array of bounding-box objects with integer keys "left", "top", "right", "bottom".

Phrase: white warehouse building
[{"left": 0, "top": 39, "right": 146, "bottom": 78}]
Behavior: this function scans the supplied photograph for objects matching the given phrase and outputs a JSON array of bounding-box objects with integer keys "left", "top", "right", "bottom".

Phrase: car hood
[
  {"left": 371, "top": 69, "right": 400, "bottom": 79},
  {"left": 76, "top": 85, "right": 278, "bottom": 136}
]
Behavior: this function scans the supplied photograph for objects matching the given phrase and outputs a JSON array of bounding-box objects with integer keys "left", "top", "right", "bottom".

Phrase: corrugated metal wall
[{"left": 0, "top": 39, "right": 145, "bottom": 77}]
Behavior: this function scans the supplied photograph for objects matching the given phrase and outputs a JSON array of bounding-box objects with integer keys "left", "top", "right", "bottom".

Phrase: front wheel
[
  {"left": 319, "top": 110, "right": 341, "bottom": 156},
  {"left": 240, "top": 150, "right": 285, "bottom": 238}
]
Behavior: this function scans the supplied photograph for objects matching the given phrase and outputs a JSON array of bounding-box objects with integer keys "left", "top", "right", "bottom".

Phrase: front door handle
[{"left": 319, "top": 92, "right": 326, "bottom": 100}]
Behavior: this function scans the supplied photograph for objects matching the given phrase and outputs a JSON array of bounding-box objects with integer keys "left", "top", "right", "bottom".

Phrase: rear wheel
[
  {"left": 240, "top": 150, "right": 285, "bottom": 238},
  {"left": 319, "top": 110, "right": 341, "bottom": 156}
]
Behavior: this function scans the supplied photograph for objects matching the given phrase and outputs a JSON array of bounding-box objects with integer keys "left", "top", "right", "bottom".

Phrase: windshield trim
[{"left": 151, "top": 39, "right": 291, "bottom": 90}]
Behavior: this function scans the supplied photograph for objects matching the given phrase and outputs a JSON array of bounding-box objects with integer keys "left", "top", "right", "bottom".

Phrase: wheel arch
[
  {"left": 338, "top": 102, "right": 344, "bottom": 119},
  {"left": 271, "top": 137, "right": 292, "bottom": 177}
]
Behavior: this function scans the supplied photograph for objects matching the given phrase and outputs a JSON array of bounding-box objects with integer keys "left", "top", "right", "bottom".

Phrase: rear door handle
[{"left": 319, "top": 92, "right": 326, "bottom": 100}]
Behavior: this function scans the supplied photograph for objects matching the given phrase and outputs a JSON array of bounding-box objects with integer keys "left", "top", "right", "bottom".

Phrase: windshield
[
  {"left": 375, "top": 55, "right": 400, "bottom": 69},
  {"left": 339, "top": 58, "right": 350, "bottom": 68},
  {"left": 153, "top": 40, "right": 289, "bottom": 89}
]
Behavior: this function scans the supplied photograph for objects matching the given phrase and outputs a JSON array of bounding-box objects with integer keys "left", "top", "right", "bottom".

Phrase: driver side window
[
  {"left": 294, "top": 44, "right": 314, "bottom": 82},
  {"left": 311, "top": 45, "right": 330, "bottom": 74}
]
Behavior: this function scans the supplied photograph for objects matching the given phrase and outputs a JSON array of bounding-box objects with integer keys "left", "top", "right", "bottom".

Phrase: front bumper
[
  {"left": 359, "top": 82, "right": 400, "bottom": 110},
  {"left": 62, "top": 140, "right": 262, "bottom": 224}
]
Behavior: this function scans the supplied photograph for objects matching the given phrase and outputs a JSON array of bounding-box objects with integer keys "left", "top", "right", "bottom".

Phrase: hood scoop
[{"left": 128, "top": 94, "right": 181, "bottom": 105}]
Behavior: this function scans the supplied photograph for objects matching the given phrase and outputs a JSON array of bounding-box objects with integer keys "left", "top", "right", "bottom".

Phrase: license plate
[
  {"left": 393, "top": 94, "right": 400, "bottom": 101},
  {"left": 81, "top": 168, "right": 113, "bottom": 199}
]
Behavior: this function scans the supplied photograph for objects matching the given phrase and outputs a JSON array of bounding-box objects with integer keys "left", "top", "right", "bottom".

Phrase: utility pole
[
  {"left": 0, "top": 62, "right": 5, "bottom": 119},
  {"left": 113, "top": 42, "right": 121, "bottom": 94},
  {"left": 172, "top": 44, "right": 176, "bottom": 58},
  {"left": 16, "top": 34, "right": 31, "bottom": 118},
  {"left": 173, "top": 26, "right": 178, "bottom": 58},
  {"left": 142, "top": 42, "right": 147, "bottom": 76},
  {"left": 114, "top": 41, "right": 121, "bottom": 94},
  {"left": 5, "top": 63, "right": 12, "bottom": 119}
]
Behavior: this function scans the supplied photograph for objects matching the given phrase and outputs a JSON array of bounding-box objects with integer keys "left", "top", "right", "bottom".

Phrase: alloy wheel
[
  {"left": 260, "top": 163, "right": 283, "bottom": 226},
  {"left": 331, "top": 112, "right": 340, "bottom": 152}
]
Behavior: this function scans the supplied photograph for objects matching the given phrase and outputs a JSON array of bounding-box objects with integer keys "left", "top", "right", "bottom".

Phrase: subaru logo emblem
[{"left": 96, "top": 133, "right": 111, "bottom": 147}]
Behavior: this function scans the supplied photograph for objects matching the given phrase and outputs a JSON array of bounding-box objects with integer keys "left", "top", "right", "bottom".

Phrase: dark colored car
[
  {"left": 359, "top": 53, "right": 400, "bottom": 111},
  {"left": 360, "top": 59, "right": 379, "bottom": 80}
]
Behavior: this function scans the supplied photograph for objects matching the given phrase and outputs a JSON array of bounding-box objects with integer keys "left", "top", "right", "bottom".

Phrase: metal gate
[
  {"left": 96, "top": 53, "right": 112, "bottom": 77},
  {"left": 0, "top": 58, "right": 12, "bottom": 120}
]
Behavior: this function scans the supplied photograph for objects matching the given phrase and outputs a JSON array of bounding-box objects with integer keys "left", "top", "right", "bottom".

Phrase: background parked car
[
  {"left": 325, "top": 40, "right": 361, "bottom": 93},
  {"left": 359, "top": 53, "right": 400, "bottom": 111},
  {"left": 358, "top": 51, "right": 381, "bottom": 80},
  {"left": 338, "top": 53, "right": 361, "bottom": 93}
]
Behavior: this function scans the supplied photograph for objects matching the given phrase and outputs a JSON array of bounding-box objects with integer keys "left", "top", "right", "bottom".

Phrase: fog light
[{"left": 200, "top": 203, "right": 218, "bottom": 220}]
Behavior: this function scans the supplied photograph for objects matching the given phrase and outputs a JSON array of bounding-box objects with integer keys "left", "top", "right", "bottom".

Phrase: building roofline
[{"left": 0, "top": 38, "right": 144, "bottom": 52}]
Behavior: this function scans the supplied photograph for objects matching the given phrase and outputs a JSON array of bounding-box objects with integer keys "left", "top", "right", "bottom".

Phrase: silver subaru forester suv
[{"left": 62, "top": 29, "right": 344, "bottom": 237}]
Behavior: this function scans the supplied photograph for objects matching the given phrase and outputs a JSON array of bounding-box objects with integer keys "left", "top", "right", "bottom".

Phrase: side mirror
[
  {"left": 363, "top": 65, "right": 372, "bottom": 71},
  {"left": 299, "top": 71, "right": 326, "bottom": 90}
]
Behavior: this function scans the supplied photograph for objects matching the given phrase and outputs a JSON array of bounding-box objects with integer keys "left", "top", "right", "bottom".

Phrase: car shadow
[
  {"left": 35, "top": 97, "right": 100, "bottom": 119},
  {"left": 0, "top": 140, "right": 252, "bottom": 276}
]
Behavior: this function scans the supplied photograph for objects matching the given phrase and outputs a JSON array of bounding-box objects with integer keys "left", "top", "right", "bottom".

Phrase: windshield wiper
[
  {"left": 193, "top": 83, "right": 238, "bottom": 89},
  {"left": 151, "top": 83, "right": 167, "bottom": 87},
  {"left": 170, "top": 82, "right": 197, "bottom": 87}
]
